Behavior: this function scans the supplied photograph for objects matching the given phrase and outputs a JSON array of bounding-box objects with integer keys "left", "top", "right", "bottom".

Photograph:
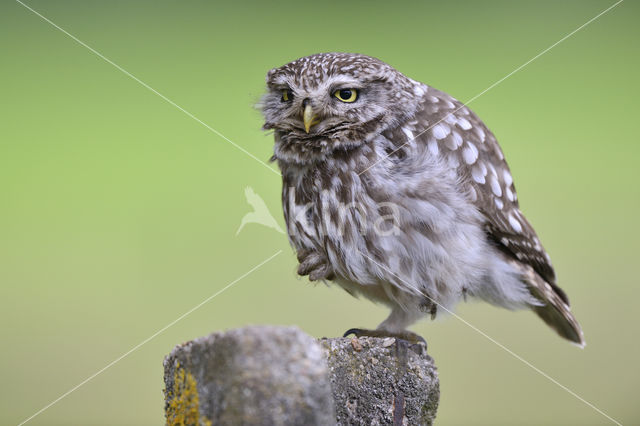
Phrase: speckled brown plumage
[{"left": 261, "top": 53, "right": 584, "bottom": 346}]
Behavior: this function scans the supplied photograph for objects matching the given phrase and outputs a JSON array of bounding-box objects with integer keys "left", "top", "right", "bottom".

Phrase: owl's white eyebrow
[
  {"left": 324, "top": 76, "right": 361, "bottom": 87},
  {"left": 267, "top": 75, "right": 289, "bottom": 87}
]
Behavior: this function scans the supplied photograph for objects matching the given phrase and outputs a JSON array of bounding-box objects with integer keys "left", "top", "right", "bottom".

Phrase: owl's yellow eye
[
  {"left": 281, "top": 89, "right": 293, "bottom": 102},
  {"left": 333, "top": 88, "right": 358, "bottom": 103}
]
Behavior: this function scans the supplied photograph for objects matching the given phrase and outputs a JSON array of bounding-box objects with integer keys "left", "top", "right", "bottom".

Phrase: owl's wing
[
  {"left": 402, "top": 88, "right": 583, "bottom": 344},
  {"left": 408, "top": 89, "right": 559, "bottom": 286}
]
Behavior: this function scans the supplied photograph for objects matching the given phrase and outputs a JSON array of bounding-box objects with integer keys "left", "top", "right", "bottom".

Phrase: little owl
[{"left": 261, "top": 53, "right": 584, "bottom": 346}]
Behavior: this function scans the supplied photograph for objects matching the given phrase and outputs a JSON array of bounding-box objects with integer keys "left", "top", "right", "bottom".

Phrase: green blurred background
[{"left": 1, "top": 0, "right": 638, "bottom": 424}]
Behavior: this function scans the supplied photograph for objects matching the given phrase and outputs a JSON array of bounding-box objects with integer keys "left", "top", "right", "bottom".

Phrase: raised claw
[{"left": 297, "top": 250, "right": 334, "bottom": 281}]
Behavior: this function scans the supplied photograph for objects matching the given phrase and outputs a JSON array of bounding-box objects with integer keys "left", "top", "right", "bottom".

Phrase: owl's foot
[
  {"left": 297, "top": 250, "right": 334, "bottom": 281},
  {"left": 343, "top": 328, "right": 427, "bottom": 348}
]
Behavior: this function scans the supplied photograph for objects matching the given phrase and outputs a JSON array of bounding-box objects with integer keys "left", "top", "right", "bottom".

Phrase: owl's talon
[
  {"left": 297, "top": 250, "right": 334, "bottom": 281},
  {"left": 308, "top": 264, "right": 333, "bottom": 281},
  {"left": 297, "top": 254, "right": 321, "bottom": 275},
  {"left": 343, "top": 328, "right": 363, "bottom": 338}
]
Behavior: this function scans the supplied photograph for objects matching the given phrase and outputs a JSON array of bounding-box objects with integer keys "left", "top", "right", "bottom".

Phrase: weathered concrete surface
[
  {"left": 163, "top": 325, "right": 335, "bottom": 426},
  {"left": 163, "top": 326, "right": 439, "bottom": 426},
  {"left": 321, "top": 336, "right": 439, "bottom": 426}
]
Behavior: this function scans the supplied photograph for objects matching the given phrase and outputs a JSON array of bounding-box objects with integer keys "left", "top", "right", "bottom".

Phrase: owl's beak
[{"left": 303, "top": 103, "right": 320, "bottom": 133}]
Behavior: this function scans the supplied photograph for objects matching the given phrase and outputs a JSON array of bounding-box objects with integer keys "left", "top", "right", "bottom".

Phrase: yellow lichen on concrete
[{"left": 165, "top": 362, "right": 212, "bottom": 426}]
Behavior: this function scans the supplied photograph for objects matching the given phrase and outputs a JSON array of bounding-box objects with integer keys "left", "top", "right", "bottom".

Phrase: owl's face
[{"left": 261, "top": 53, "right": 425, "bottom": 164}]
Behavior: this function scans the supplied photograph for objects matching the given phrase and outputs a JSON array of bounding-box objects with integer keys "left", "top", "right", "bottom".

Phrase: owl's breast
[
  {"left": 279, "top": 140, "right": 499, "bottom": 310},
  {"left": 282, "top": 159, "right": 364, "bottom": 256},
  {"left": 280, "top": 152, "right": 416, "bottom": 285}
]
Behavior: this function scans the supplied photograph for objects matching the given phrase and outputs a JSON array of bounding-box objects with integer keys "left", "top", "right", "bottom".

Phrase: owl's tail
[{"left": 523, "top": 266, "right": 585, "bottom": 347}]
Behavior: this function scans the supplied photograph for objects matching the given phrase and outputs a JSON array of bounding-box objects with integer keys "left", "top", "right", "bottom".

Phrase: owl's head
[{"left": 261, "top": 53, "right": 426, "bottom": 164}]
